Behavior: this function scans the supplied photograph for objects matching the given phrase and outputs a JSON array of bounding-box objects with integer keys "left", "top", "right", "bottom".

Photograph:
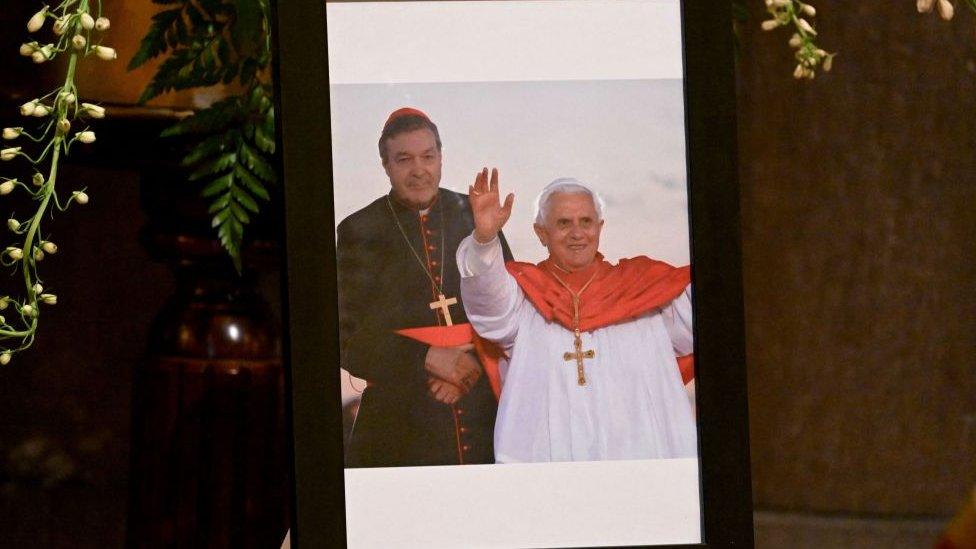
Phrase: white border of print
[{"left": 329, "top": 2, "right": 701, "bottom": 547}]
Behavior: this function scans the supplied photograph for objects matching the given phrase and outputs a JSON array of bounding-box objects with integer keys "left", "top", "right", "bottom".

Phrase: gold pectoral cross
[
  {"left": 563, "top": 328, "right": 595, "bottom": 385},
  {"left": 547, "top": 268, "right": 600, "bottom": 387},
  {"left": 429, "top": 293, "right": 458, "bottom": 326}
]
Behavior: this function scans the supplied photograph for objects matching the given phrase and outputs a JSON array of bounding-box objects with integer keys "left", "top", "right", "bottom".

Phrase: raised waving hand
[{"left": 468, "top": 167, "right": 514, "bottom": 244}]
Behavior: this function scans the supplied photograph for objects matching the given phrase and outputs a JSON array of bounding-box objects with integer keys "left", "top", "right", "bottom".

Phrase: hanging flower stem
[
  {"left": 761, "top": 1, "right": 835, "bottom": 78},
  {"left": 0, "top": 0, "right": 111, "bottom": 364}
]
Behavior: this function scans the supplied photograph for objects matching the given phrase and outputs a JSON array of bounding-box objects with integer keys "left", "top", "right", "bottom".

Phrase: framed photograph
[{"left": 274, "top": 0, "right": 751, "bottom": 547}]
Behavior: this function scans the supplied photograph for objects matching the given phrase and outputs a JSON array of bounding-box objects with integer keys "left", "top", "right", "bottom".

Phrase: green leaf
[
  {"left": 207, "top": 192, "right": 232, "bottom": 213},
  {"left": 252, "top": 107, "right": 276, "bottom": 154},
  {"left": 253, "top": 124, "right": 275, "bottom": 154},
  {"left": 211, "top": 207, "right": 231, "bottom": 228},
  {"left": 210, "top": 190, "right": 244, "bottom": 272},
  {"left": 166, "top": 13, "right": 188, "bottom": 49},
  {"left": 137, "top": 47, "right": 195, "bottom": 102},
  {"left": 234, "top": 164, "right": 270, "bottom": 201},
  {"left": 181, "top": 133, "right": 227, "bottom": 166},
  {"left": 213, "top": 151, "right": 238, "bottom": 172},
  {"left": 226, "top": 216, "right": 245, "bottom": 237},
  {"left": 247, "top": 84, "right": 264, "bottom": 109},
  {"left": 189, "top": 152, "right": 236, "bottom": 181},
  {"left": 202, "top": 173, "right": 233, "bottom": 197},
  {"left": 133, "top": 0, "right": 273, "bottom": 274},
  {"left": 234, "top": 186, "right": 260, "bottom": 213},
  {"left": 162, "top": 99, "right": 241, "bottom": 136},
  {"left": 229, "top": 200, "right": 251, "bottom": 223},
  {"left": 239, "top": 140, "right": 275, "bottom": 183},
  {"left": 254, "top": 112, "right": 275, "bottom": 156},
  {"left": 128, "top": 8, "right": 182, "bottom": 70}
]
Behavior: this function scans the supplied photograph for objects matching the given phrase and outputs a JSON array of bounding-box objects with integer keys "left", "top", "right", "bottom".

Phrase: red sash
[{"left": 397, "top": 255, "right": 695, "bottom": 400}]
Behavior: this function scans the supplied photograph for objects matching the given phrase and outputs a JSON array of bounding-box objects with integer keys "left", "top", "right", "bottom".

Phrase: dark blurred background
[
  {"left": 0, "top": 1, "right": 973, "bottom": 547},
  {"left": 738, "top": 2, "right": 976, "bottom": 546}
]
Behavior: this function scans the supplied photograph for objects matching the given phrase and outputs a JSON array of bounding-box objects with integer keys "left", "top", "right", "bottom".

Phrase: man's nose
[{"left": 409, "top": 158, "right": 426, "bottom": 175}]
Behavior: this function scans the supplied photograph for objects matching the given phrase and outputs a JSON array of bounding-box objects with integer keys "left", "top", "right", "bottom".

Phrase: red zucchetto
[{"left": 384, "top": 107, "right": 430, "bottom": 129}]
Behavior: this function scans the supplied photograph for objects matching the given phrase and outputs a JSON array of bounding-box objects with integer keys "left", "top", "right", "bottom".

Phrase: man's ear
[{"left": 533, "top": 223, "right": 548, "bottom": 247}]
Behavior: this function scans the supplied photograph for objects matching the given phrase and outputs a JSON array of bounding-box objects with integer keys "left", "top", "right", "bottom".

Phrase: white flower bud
[
  {"left": 6, "top": 247, "right": 23, "bottom": 260},
  {"left": 918, "top": 0, "right": 935, "bottom": 13},
  {"left": 3, "top": 128, "right": 22, "bottom": 140},
  {"left": 80, "top": 12, "right": 95, "bottom": 30},
  {"left": 40, "top": 294, "right": 57, "bottom": 305},
  {"left": 57, "top": 119, "right": 71, "bottom": 134},
  {"left": 27, "top": 43, "right": 54, "bottom": 64},
  {"left": 793, "top": 64, "right": 805, "bottom": 79},
  {"left": 81, "top": 103, "right": 105, "bottom": 119},
  {"left": 0, "top": 181, "right": 15, "bottom": 194},
  {"left": 20, "top": 101, "right": 37, "bottom": 117},
  {"left": 789, "top": 33, "right": 803, "bottom": 48},
  {"left": 823, "top": 54, "right": 834, "bottom": 72},
  {"left": 33, "top": 248, "right": 44, "bottom": 261},
  {"left": 53, "top": 18, "right": 67, "bottom": 35},
  {"left": 0, "top": 352, "right": 10, "bottom": 366},
  {"left": 797, "top": 18, "right": 817, "bottom": 36},
  {"left": 95, "top": 17, "right": 110, "bottom": 31},
  {"left": 800, "top": 4, "right": 816, "bottom": 17},
  {"left": 21, "top": 304, "right": 34, "bottom": 317},
  {"left": 32, "top": 105, "right": 51, "bottom": 117},
  {"left": 27, "top": 8, "right": 48, "bottom": 33},
  {"left": 7, "top": 219, "right": 20, "bottom": 231},
  {"left": 32, "top": 283, "right": 43, "bottom": 294},
  {"left": 72, "top": 34, "right": 86, "bottom": 50},
  {"left": 0, "top": 297, "right": 8, "bottom": 310},
  {"left": 41, "top": 241, "right": 57, "bottom": 254},
  {"left": 73, "top": 191, "right": 89, "bottom": 205},
  {"left": 0, "top": 148, "right": 20, "bottom": 162},
  {"left": 92, "top": 45, "right": 117, "bottom": 61},
  {"left": 761, "top": 19, "right": 781, "bottom": 31},
  {"left": 19, "top": 43, "right": 36, "bottom": 57},
  {"left": 937, "top": 0, "right": 954, "bottom": 19},
  {"left": 77, "top": 131, "right": 96, "bottom": 144},
  {"left": 32, "top": 173, "right": 44, "bottom": 186}
]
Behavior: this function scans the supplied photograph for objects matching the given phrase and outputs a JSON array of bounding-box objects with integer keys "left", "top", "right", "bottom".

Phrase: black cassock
[{"left": 337, "top": 188, "right": 513, "bottom": 468}]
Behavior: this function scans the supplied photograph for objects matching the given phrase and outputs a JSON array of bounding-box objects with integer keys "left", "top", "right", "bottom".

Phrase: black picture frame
[{"left": 272, "top": 0, "right": 752, "bottom": 547}]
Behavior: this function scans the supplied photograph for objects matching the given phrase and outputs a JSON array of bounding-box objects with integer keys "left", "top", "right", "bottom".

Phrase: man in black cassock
[{"left": 337, "top": 108, "right": 512, "bottom": 467}]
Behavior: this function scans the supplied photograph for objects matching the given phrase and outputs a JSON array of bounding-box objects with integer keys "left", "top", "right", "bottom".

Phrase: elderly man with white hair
[{"left": 457, "top": 168, "right": 697, "bottom": 463}]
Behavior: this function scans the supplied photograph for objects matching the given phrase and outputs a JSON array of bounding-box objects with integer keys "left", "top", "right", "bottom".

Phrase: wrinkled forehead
[
  {"left": 545, "top": 192, "right": 598, "bottom": 219},
  {"left": 385, "top": 128, "right": 439, "bottom": 157}
]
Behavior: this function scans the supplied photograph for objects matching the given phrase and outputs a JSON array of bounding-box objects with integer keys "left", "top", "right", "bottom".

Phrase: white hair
[{"left": 533, "top": 178, "right": 606, "bottom": 225}]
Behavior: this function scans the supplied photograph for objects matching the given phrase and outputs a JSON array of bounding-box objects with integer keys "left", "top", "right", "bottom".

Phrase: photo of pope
[{"left": 457, "top": 170, "right": 698, "bottom": 463}]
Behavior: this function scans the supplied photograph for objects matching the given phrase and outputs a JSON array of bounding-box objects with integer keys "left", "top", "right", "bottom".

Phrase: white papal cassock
[{"left": 457, "top": 234, "right": 699, "bottom": 463}]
